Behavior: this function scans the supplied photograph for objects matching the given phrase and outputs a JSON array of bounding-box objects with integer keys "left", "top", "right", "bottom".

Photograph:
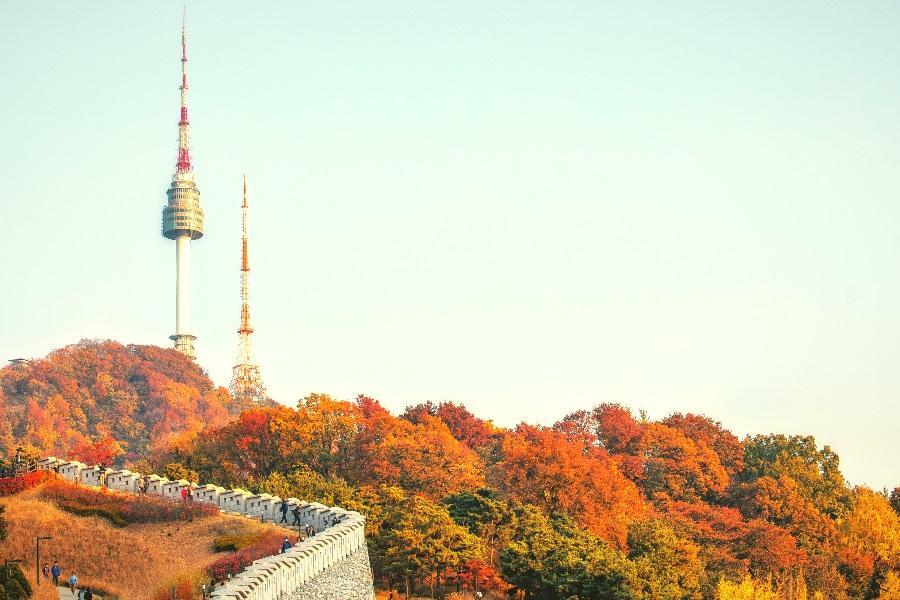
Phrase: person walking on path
[
  {"left": 291, "top": 505, "right": 302, "bottom": 526},
  {"left": 42, "top": 562, "right": 50, "bottom": 581},
  {"left": 51, "top": 562, "right": 61, "bottom": 586},
  {"left": 280, "top": 537, "right": 292, "bottom": 553},
  {"left": 279, "top": 500, "right": 289, "bottom": 524},
  {"left": 68, "top": 572, "right": 78, "bottom": 597}
]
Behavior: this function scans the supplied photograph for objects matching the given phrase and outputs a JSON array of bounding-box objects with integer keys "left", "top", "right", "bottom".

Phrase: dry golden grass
[{"left": 1, "top": 488, "right": 284, "bottom": 599}]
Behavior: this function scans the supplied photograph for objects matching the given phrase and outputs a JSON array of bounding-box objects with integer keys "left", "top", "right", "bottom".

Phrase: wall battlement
[{"left": 35, "top": 457, "right": 376, "bottom": 600}]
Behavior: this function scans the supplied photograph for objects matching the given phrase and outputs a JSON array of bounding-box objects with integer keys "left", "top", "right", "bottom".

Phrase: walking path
[
  {"left": 55, "top": 586, "right": 102, "bottom": 599},
  {"left": 55, "top": 587, "right": 71, "bottom": 599}
]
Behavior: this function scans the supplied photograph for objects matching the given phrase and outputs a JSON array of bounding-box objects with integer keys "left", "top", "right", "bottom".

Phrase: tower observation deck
[{"left": 162, "top": 13, "right": 204, "bottom": 358}]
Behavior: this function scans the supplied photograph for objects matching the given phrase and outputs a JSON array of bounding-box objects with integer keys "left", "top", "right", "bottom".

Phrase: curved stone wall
[{"left": 35, "top": 457, "right": 376, "bottom": 600}]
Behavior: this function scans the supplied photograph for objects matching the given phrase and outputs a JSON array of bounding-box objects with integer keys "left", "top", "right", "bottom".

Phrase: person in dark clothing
[
  {"left": 280, "top": 537, "right": 292, "bottom": 553},
  {"left": 51, "top": 562, "right": 61, "bottom": 586},
  {"left": 291, "top": 505, "right": 302, "bottom": 526},
  {"left": 279, "top": 500, "right": 290, "bottom": 524},
  {"left": 84, "top": 588, "right": 94, "bottom": 600}
]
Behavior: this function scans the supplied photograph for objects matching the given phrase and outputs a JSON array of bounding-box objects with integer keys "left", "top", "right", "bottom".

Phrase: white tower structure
[
  {"left": 161, "top": 13, "right": 204, "bottom": 358},
  {"left": 229, "top": 176, "right": 269, "bottom": 403}
]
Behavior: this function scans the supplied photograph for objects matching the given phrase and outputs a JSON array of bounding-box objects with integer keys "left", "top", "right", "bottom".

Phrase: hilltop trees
[
  {"left": 489, "top": 423, "right": 647, "bottom": 547},
  {"left": 5, "top": 340, "right": 898, "bottom": 598},
  {"left": 740, "top": 435, "right": 851, "bottom": 519},
  {"left": 554, "top": 405, "right": 731, "bottom": 503},
  {"left": 0, "top": 340, "right": 252, "bottom": 462}
]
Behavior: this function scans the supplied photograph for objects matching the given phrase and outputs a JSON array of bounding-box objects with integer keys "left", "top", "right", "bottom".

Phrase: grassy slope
[{"left": 1, "top": 488, "right": 284, "bottom": 600}]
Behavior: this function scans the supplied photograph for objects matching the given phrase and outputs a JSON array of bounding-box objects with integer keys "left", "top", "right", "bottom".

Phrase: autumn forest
[{"left": 1, "top": 340, "right": 899, "bottom": 599}]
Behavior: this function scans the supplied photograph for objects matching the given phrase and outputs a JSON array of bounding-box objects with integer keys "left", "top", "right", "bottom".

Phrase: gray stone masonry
[{"left": 287, "top": 545, "right": 376, "bottom": 600}]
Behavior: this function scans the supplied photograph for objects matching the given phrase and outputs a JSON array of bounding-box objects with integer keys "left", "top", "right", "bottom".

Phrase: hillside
[
  {"left": 0, "top": 340, "right": 254, "bottom": 462},
  {"left": 2, "top": 341, "right": 899, "bottom": 599},
  {"left": 0, "top": 483, "right": 287, "bottom": 600}
]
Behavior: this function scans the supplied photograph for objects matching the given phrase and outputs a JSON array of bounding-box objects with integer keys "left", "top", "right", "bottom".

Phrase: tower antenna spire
[
  {"left": 239, "top": 174, "right": 251, "bottom": 334},
  {"left": 176, "top": 4, "right": 192, "bottom": 175},
  {"left": 230, "top": 175, "right": 269, "bottom": 404}
]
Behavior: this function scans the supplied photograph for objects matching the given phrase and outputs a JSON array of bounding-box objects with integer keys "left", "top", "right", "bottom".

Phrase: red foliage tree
[
  {"left": 665, "top": 500, "right": 806, "bottom": 579},
  {"left": 404, "top": 401, "right": 497, "bottom": 451}
]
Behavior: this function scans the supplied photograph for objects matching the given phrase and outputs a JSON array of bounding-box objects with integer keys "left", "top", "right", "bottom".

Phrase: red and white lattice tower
[
  {"left": 161, "top": 10, "right": 204, "bottom": 358},
  {"left": 229, "top": 176, "right": 269, "bottom": 403}
]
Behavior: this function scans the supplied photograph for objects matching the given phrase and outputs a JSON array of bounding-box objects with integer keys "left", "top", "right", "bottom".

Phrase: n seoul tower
[{"left": 161, "top": 12, "right": 204, "bottom": 358}]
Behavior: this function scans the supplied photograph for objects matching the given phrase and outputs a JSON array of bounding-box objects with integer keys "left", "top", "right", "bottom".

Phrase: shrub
[
  {"left": 40, "top": 480, "right": 217, "bottom": 525},
  {"left": 57, "top": 503, "right": 128, "bottom": 527},
  {"left": 0, "top": 471, "right": 54, "bottom": 497},
  {"left": 206, "top": 531, "right": 296, "bottom": 581},
  {"left": 150, "top": 571, "right": 207, "bottom": 600},
  {"left": 213, "top": 533, "right": 262, "bottom": 552}
]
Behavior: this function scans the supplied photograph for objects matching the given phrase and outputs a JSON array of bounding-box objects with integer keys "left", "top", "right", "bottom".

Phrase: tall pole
[{"left": 35, "top": 536, "right": 52, "bottom": 583}]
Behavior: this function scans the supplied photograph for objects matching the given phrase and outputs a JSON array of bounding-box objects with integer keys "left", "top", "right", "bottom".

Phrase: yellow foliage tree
[
  {"left": 718, "top": 572, "right": 823, "bottom": 600},
  {"left": 879, "top": 571, "right": 900, "bottom": 600},
  {"left": 717, "top": 575, "right": 777, "bottom": 600},
  {"left": 839, "top": 487, "right": 900, "bottom": 564}
]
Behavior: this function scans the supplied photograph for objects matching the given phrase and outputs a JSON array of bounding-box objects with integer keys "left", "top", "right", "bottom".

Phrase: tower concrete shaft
[
  {"left": 162, "top": 12, "right": 203, "bottom": 358},
  {"left": 230, "top": 176, "right": 268, "bottom": 403}
]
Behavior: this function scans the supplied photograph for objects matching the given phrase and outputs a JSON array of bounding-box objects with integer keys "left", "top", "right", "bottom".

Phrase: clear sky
[{"left": 1, "top": 2, "right": 898, "bottom": 489}]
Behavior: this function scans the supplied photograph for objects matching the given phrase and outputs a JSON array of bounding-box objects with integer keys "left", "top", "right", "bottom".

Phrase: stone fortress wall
[{"left": 35, "top": 457, "right": 376, "bottom": 600}]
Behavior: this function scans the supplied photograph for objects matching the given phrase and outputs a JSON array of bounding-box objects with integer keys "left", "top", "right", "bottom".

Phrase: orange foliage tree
[
  {"left": 663, "top": 412, "right": 745, "bottom": 476},
  {"left": 403, "top": 401, "right": 498, "bottom": 451},
  {"left": 489, "top": 424, "right": 647, "bottom": 548}
]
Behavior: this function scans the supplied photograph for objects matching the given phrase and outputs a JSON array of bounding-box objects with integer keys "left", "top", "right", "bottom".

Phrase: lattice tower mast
[
  {"left": 161, "top": 9, "right": 204, "bottom": 358},
  {"left": 229, "top": 176, "right": 268, "bottom": 403}
]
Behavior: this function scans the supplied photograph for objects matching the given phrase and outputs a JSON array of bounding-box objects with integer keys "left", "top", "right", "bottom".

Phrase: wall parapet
[{"left": 34, "top": 457, "right": 375, "bottom": 600}]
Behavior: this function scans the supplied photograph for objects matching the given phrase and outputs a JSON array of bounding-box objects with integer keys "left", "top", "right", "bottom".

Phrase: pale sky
[{"left": 1, "top": 2, "right": 899, "bottom": 489}]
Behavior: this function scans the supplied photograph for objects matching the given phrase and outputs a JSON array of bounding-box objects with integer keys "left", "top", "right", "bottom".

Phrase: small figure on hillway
[
  {"left": 280, "top": 537, "right": 292, "bottom": 553},
  {"left": 51, "top": 561, "right": 61, "bottom": 585},
  {"left": 279, "top": 500, "right": 290, "bottom": 524},
  {"left": 67, "top": 572, "right": 78, "bottom": 597},
  {"left": 291, "top": 505, "right": 302, "bottom": 526}
]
